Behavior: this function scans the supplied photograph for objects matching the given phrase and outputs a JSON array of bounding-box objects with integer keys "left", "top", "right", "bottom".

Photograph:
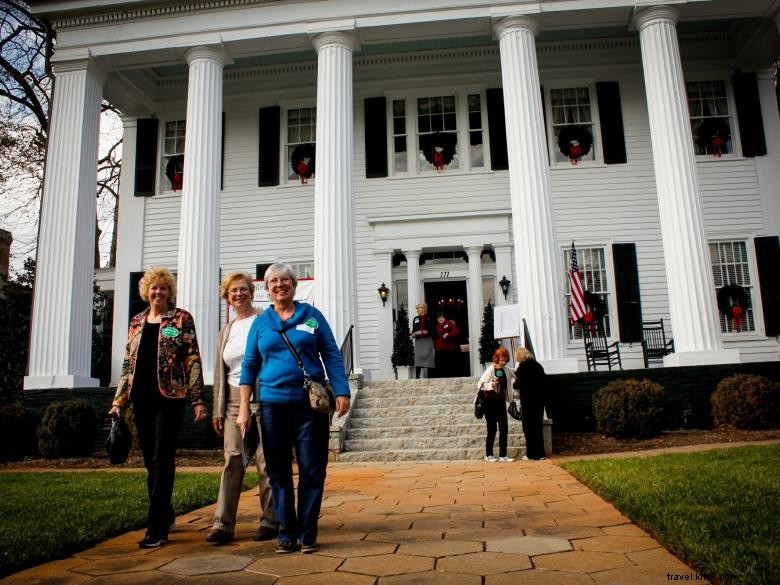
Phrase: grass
[
  {"left": 561, "top": 445, "right": 780, "bottom": 585},
  {"left": 0, "top": 470, "right": 258, "bottom": 577}
]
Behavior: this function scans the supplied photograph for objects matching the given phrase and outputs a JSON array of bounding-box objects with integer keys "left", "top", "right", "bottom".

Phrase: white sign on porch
[{"left": 494, "top": 304, "right": 521, "bottom": 340}]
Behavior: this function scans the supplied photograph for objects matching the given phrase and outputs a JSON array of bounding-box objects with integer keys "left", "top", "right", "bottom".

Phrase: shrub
[
  {"left": 0, "top": 402, "right": 37, "bottom": 461},
  {"left": 711, "top": 374, "right": 779, "bottom": 430},
  {"left": 37, "top": 399, "right": 97, "bottom": 457},
  {"left": 592, "top": 378, "right": 666, "bottom": 438}
]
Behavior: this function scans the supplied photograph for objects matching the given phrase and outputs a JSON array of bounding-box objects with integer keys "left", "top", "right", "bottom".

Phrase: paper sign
[{"left": 494, "top": 304, "right": 521, "bottom": 339}]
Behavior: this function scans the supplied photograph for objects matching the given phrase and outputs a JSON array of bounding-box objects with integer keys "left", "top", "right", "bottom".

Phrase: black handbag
[
  {"left": 106, "top": 416, "right": 132, "bottom": 465},
  {"left": 508, "top": 400, "right": 522, "bottom": 421},
  {"left": 474, "top": 391, "right": 485, "bottom": 419}
]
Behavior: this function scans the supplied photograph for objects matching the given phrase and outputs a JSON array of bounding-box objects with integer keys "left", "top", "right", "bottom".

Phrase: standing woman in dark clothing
[
  {"left": 513, "top": 348, "right": 547, "bottom": 460},
  {"left": 411, "top": 303, "right": 435, "bottom": 378},
  {"left": 433, "top": 312, "right": 460, "bottom": 377},
  {"left": 109, "top": 267, "right": 206, "bottom": 549}
]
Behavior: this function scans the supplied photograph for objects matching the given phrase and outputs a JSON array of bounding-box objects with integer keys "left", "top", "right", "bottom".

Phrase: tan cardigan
[{"left": 211, "top": 311, "right": 260, "bottom": 421}]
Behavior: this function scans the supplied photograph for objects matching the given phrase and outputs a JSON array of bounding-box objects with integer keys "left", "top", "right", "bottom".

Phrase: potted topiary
[{"left": 391, "top": 303, "right": 415, "bottom": 379}]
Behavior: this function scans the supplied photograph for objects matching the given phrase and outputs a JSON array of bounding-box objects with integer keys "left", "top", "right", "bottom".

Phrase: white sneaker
[
  {"left": 484, "top": 455, "right": 497, "bottom": 462},
  {"left": 521, "top": 455, "right": 530, "bottom": 461},
  {"left": 498, "top": 456, "right": 514, "bottom": 462}
]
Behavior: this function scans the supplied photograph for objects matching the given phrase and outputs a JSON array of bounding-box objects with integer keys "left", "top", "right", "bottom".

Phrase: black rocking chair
[
  {"left": 583, "top": 322, "right": 622, "bottom": 371},
  {"left": 641, "top": 319, "right": 675, "bottom": 368}
]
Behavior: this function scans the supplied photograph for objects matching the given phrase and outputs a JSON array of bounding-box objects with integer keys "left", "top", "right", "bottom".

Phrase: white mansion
[{"left": 24, "top": 0, "right": 780, "bottom": 389}]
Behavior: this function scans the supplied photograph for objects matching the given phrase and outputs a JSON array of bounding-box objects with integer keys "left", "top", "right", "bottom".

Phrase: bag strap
[{"left": 279, "top": 330, "right": 312, "bottom": 383}]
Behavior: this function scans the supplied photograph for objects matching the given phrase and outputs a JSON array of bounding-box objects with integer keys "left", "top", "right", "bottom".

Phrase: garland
[
  {"left": 581, "top": 290, "right": 607, "bottom": 329},
  {"left": 557, "top": 125, "right": 593, "bottom": 165},
  {"left": 291, "top": 143, "right": 315, "bottom": 184},
  {"left": 419, "top": 132, "right": 457, "bottom": 172},
  {"left": 717, "top": 284, "right": 748, "bottom": 331},
  {"left": 695, "top": 119, "right": 730, "bottom": 157},
  {"left": 165, "top": 154, "right": 184, "bottom": 191}
]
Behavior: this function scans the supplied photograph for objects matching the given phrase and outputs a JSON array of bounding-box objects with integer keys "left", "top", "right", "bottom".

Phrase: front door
[{"left": 424, "top": 280, "right": 470, "bottom": 376}]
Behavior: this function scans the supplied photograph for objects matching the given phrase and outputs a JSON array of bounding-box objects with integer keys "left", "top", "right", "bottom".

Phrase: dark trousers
[
  {"left": 133, "top": 396, "right": 186, "bottom": 540},
  {"left": 434, "top": 350, "right": 459, "bottom": 378},
  {"left": 484, "top": 399, "right": 508, "bottom": 457},
  {"left": 520, "top": 399, "right": 546, "bottom": 459},
  {"left": 260, "top": 401, "right": 329, "bottom": 546}
]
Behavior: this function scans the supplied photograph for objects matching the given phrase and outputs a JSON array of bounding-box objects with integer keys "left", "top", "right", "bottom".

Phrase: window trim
[
  {"left": 709, "top": 237, "right": 764, "bottom": 336},
  {"left": 684, "top": 74, "right": 742, "bottom": 159},
  {"left": 279, "top": 99, "right": 317, "bottom": 186},
  {"left": 159, "top": 116, "right": 186, "bottom": 194},
  {"left": 561, "top": 242, "right": 617, "bottom": 342},
  {"left": 544, "top": 81, "right": 603, "bottom": 168}
]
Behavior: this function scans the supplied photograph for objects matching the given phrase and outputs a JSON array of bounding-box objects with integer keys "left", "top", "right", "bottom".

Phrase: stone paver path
[{"left": 1, "top": 460, "right": 704, "bottom": 584}]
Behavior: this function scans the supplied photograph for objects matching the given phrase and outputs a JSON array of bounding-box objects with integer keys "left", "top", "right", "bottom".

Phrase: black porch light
[
  {"left": 499, "top": 275, "right": 511, "bottom": 300},
  {"left": 377, "top": 282, "right": 390, "bottom": 306}
]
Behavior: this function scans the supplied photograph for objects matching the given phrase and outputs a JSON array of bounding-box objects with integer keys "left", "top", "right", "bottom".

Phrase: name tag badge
[
  {"left": 296, "top": 324, "right": 315, "bottom": 335},
  {"left": 162, "top": 326, "right": 179, "bottom": 338}
]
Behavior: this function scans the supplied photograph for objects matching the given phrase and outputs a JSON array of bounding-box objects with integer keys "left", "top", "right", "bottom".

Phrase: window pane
[
  {"left": 431, "top": 116, "right": 443, "bottom": 132},
  {"left": 443, "top": 113, "right": 457, "bottom": 131},
  {"left": 418, "top": 116, "right": 430, "bottom": 133},
  {"left": 417, "top": 98, "right": 430, "bottom": 115},
  {"left": 469, "top": 111, "right": 481, "bottom": 130},
  {"left": 468, "top": 94, "right": 481, "bottom": 111},
  {"left": 393, "top": 117, "right": 406, "bottom": 134},
  {"left": 393, "top": 99, "right": 406, "bottom": 116},
  {"left": 394, "top": 136, "right": 406, "bottom": 153}
]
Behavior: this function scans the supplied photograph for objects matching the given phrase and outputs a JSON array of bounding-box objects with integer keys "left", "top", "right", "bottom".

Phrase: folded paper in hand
[{"left": 242, "top": 412, "right": 260, "bottom": 469}]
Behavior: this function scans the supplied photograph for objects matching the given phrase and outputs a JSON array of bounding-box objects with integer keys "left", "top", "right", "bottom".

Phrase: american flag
[{"left": 568, "top": 242, "right": 587, "bottom": 324}]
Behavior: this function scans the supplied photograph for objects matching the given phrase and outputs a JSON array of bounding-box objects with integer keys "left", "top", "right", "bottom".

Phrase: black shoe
[
  {"left": 253, "top": 526, "right": 277, "bottom": 541},
  {"left": 275, "top": 540, "right": 298, "bottom": 554},
  {"left": 206, "top": 529, "right": 234, "bottom": 545},
  {"left": 138, "top": 536, "right": 167, "bottom": 549},
  {"left": 300, "top": 542, "right": 319, "bottom": 554}
]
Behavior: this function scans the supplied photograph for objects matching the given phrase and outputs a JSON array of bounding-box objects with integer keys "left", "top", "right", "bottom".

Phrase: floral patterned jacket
[{"left": 113, "top": 305, "right": 204, "bottom": 407}]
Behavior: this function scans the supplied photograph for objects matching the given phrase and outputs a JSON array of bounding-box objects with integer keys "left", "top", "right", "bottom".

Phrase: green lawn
[
  {"left": 0, "top": 471, "right": 258, "bottom": 577},
  {"left": 562, "top": 445, "right": 780, "bottom": 585}
]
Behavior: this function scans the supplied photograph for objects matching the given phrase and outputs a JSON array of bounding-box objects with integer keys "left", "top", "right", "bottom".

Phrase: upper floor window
[
  {"left": 417, "top": 95, "right": 459, "bottom": 172},
  {"left": 163, "top": 120, "right": 185, "bottom": 191},
  {"left": 286, "top": 107, "right": 316, "bottom": 184},
  {"left": 392, "top": 99, "right": 407, "bottom": 174},
  {"left": 563, "top": 246, "right": 611, "bottom": 340},
  {"left": 687, "top": 80, "right": 733, "bottom": 156},
  {"left": 710, "top": 240, "right": 755, "bottom": 333},
  {"left": 550, "top": 87, "right": 596, "bottom": 165}
]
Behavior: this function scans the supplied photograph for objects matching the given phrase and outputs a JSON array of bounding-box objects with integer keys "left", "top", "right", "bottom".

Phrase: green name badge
[{"left": 162, "top": 326, "right": 179, "bottom": 338}]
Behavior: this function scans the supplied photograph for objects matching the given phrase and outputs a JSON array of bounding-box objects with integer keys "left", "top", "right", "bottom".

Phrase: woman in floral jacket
[{"left": 109, "top": 266, "right": 205, "bottom": 549}]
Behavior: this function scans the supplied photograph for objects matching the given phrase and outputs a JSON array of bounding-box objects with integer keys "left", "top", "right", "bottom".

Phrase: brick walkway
[{"left": 1, "top": 456, "right": 712, "bottom": 585}]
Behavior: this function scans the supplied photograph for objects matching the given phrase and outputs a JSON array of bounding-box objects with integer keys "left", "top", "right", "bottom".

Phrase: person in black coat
[{"left": 513, "top": 348, "right": 547, "bottom": 460}]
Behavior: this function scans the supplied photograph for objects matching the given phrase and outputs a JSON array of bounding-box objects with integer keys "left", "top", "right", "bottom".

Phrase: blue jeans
[{"left": 260, "top": 401, "right": 329, "bottom": 545}]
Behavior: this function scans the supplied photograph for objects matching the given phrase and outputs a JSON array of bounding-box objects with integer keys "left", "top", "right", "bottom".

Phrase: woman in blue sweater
[{"left": 238, "top": 263, "right": 350, "bottom": 554}]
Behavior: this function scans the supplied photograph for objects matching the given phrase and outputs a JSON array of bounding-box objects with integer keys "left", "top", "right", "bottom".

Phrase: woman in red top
[{"left": 433, "top": 312, "right": 460, "bottom": 377}]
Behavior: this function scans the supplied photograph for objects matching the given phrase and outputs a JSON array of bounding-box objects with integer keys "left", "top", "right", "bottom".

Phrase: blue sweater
[{"left": 240, "top": 302, "right": 350, "bottom": 404}]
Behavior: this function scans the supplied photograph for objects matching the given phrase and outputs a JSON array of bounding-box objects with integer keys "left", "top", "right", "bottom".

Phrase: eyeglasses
[{"left": 229, "top": 287, "right": 250, "bottom": 295}]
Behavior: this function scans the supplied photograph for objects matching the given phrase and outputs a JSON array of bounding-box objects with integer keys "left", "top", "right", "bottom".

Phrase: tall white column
[
  {"left": 25, "top": 59, "right": 104, "bottom": 389},
  {"left": 495, "top": 16, "right": 578, "bottom": 373},
  {"left": 465, "top": 246, "right": 484, "bottom": 376},
  {"left": 635, "top": 7, "right": 738, "bottom": 366},
  {"left": 404, "top": 249, "right": 421, "bottom": 314},
  {"left": 493, "top": 244, "right": 513, "bottom": 306},
  {"left": 755, "top": 67, "right": 780, "bottom": 237},
  {"left": 313, "top": 31, "right": 359, "bottom": 356},
  {"left": 177, "top": 46, "right": 231, "bottom": 385},
  {"left": 110, "top": 116, "right": 147, "bottom": 384}
]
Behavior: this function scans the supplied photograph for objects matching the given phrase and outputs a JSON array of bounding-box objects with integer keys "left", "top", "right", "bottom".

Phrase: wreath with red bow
[
  {"left": 695, "top": 119, "right": 730, "bottom": 157},
  {"left": 419, "top": 132, "right": 457, "bottom": 172},
  {"left": 581, "top": 290, "right": 607, "bottom": 329},
  {"left": 291, "top": 143, "right": 315, "bottom": 184},
  {"left": 165, "top": 155, "right": 184, "bottom": 191},
  {"left": 557, "top": 125, "right": 593, "bottom": 165},
  {"left": 717, "top": 284, "right": 748, "bottom": 331}
]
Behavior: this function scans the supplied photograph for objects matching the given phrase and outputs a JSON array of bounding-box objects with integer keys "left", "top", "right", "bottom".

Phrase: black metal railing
[{"left": 340, "top": 324, "right": 354, "bottom": 376}]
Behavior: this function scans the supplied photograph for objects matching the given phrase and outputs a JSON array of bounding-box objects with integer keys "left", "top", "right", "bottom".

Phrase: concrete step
[
  {"left": 343, "top": 431, "right": 524, "bottom": 452},
  {"left": 337, "top": 447, "right": 523, "bottom": 462},
  {"left": 348, "top": 413, "right": 480, "bottom": 429}
]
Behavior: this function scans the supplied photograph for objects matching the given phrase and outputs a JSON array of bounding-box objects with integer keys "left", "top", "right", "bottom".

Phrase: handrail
[{"left": 339, "top": 324, "right": 355, "bottom": 376}]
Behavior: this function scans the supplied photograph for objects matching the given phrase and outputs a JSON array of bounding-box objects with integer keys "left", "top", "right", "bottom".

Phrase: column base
[
  {"left": 24, "top": 374, "right": 101, "bottom": 390},
  {"left": 663, "top": 349, "right": 741, "bottom": 367},
  {"left": 538, "top": 357, "right": 580, "bottom": 374}
]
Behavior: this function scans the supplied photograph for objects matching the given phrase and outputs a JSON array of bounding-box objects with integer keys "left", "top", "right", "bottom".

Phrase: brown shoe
[
  {"left": 206, "top": 529, "right": 234, "bottom": 545},
  {"left": 253, "top": 526, "right": 277, "bottom": 541}
]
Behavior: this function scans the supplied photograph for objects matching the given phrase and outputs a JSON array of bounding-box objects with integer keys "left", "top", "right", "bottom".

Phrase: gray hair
[{"left": 263, "top": 262, "right": 298, "bottom": 290}]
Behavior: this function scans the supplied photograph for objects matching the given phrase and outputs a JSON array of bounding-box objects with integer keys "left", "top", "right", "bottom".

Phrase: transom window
[
  {"left": 563, "top": 246, "right": 611, "bottom": 339},
  {"left": 709, "top": 241, "right": 755, "bottom": 333},
  {"left": 550, "top": 87, "right": 596, "bottom": 165},
  {"left": 687, "top": 81, "right": 733, "bottom": 156},
  {"left": 286, "top": 107, "right": 316, "bottom": 183},
  {"left": 163, "top": 120, "right": 185, "bottom": 191}
]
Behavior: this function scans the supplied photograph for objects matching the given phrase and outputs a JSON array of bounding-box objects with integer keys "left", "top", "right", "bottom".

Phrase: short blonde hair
[
  {"left": 138, "top": 267, "right": 177, "bottom": 301},
  {"left": 515, "top": 347, "right": 535, "bottom": 363},
  {"left": 415, "top": 303, "right": 427, "bottom": 313},
  {"left": 219, "top": 271, "right": 255, "bottom": 300}
]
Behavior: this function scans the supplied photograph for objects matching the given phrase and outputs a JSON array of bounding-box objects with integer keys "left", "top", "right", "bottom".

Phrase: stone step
[
  {"left": 349, "top": 404, "right": 481, "bottom": 419},
  {"left": 365, "top": 377, "right": 479, "bottom": 391},
  {"left": 337, "top": 447, "right": 523, "bottom": 462},
  {"left": 353, "top": 394, "right": 478, "bottom": 408},
  {"left": 347, "top": 421, "right": 490, "bottom": 437},
  {"left": 343, "top": 432, "right": 523, "bottom": 452},
  {"left": 348, "top": 413, "right": 483, "bottom": 429},
  {"left": 357, "top": 382, "right": 480, "bottom": 397}
]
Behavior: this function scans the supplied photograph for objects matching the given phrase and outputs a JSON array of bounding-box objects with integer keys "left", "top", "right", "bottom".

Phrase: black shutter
[
  {"left": 486, "top": 88, "right": 508, "bottom": 171},
  {"left": 596, "top": 81, "right": 627, "bottom": 164},
  {"left": 258, "top": 106, "right": 280, "bottom": 187},
  {"left": 134, "top": 118, "right": 158, "bottom": 196},
  {"left": 732, "top": 72, "right": 767, "bottom": 157},
  {"left": 128, "top": 271, "right": 146, "bottom": 324},
  {"left": 364, "top": 97, "right": 388, "bottom": 178},
  {"left": 612, "top": 243, "right": 642, "bottom": 342},
  {"left": 755, "top": 236, "right": 780, "bottom": 336}
]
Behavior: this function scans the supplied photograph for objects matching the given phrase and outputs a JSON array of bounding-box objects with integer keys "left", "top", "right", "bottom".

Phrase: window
[
  {"left": 687, "top": 81, "right": 733, "bottom": 156},
  {"left": 417, "top": 95, "right": 459, "bottom": 172},
  {"left": 163, "top": 120, "right": 185, "bottom": 191},
  {"left": 467, "top": 94, "right": 485, "bottom": 169},
  {"left": 563, "top": 246, "right": 611, "bottom": 339},
  {"left": 290, "top": 262, "right": 314, "bottom": 279},
  {"left": 709, "top": 241, "right": 755, "bottom": 333},
  {"left": 550, "top": 87, "right": 596, "bottom": 165},
  {"left": 392, "top": 99, "right": 407, "bottom": 173},
  {"left": 286, "top": 107, "right": 316, "bottom": 183}
]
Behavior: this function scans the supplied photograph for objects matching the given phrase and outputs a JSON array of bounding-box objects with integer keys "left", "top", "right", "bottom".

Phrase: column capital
[
  {"left": 464, "top": 245, "right": 484, "bottom": 257},
  {"left": 634, "top": 5, "right": 680, "bottom": 32},
  {"left": 312, "top": 31, "right": 359, "bottom": 53},
  {"left": 185, "top": 45, "right": 233, "bottom": 67},
  {"left": 494, "top": 15, "right": 539, "bottom": 39},
  {"left": 51, "top": 57, "right": 107, "bottom": 85},
  {"left": 404, "top": 249, "right": 421, "bottom": 260}
]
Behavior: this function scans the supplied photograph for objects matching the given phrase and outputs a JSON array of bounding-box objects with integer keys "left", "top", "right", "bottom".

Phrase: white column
[
  {"left": 465, "top": 246, "right": 484, "bottom": 376},
  {"left": 495, "top": 16, "right": 578, "bottom": 374},
  {"left": 375, "top": 249, "right": 394, "bottom": 380},
  {"left": 110, "top": 116, "right": 147, "bottom": 384},
  {"left": 177, "top": 46, "right": 232, "bottom": 385},
  {"left": 493, "top": 244, "right": 513, "bottom": 306},
  {"left": 25, "top": 59, "right": 104, "bottom": 389},
  {"left": 635, "top": 6, "right": 739, "bottom": 366},
  {"left": 755, "top": 67, "right": 780, "bottom": 237},
  {"left": 313, "top": 31, "right": 359, "bottom": 353},
  {"left": 404, "top": 249, "right": 421, "bottom": 314}
]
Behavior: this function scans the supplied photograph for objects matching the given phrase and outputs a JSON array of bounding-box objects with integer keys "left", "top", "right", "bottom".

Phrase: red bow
[
  {"left": 731, "top": 305, "right": 743, "bottom": 331},
  {"left": 432, "top": 150, "right": 445, "bottom": 172},
  {"left": 172, "top": 171, "right": 183, "bottom": 192},
  {"left": 711, "top": 136, "right": 725, "bottom": 157},
  {"left": 569, "top": 143, "right": 582, "bottom": 165},
  {"left": 296, "top": 161, "right": 310, "bottom": 184}
]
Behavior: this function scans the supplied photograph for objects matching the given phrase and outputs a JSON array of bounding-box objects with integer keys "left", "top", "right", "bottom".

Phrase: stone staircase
[{"left": 337, "top": 377, "right": 525, "bottom": 462}]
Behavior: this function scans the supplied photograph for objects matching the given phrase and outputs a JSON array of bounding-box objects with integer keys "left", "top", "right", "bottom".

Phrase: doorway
[{"left": 424, "top": 280, "right": 470, "bottom": 376}]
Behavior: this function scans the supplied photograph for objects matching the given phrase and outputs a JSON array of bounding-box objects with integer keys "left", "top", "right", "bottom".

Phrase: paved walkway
[{"left": 1, "top": 455, "right": 712, "bottom": 585}]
